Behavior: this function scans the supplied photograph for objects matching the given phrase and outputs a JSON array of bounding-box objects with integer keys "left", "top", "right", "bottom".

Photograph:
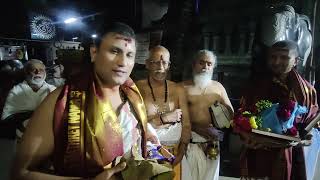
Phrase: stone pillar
[{"left": 213, "top": 35, "right": 220, "bottom": 54}]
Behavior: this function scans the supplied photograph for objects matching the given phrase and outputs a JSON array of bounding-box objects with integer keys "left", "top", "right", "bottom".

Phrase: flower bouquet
[{"left": 232, "top": 99, "right": 308, "bottom": 147}]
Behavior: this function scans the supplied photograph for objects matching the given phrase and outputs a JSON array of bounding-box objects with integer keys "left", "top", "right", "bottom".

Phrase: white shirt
[
  {"left": 119, "top": 101, "right": 140, "bottom": 155},
  {"left": 1, "top": 80, "right": 56, "bottom": 120},
  {"left": 47, "top": 77, "right": 65, "bottom": 87}
]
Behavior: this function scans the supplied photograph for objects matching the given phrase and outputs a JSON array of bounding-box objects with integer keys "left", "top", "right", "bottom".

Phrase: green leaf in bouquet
[
  {"left": 255, "top": 100, "right": 272, "bottom": 113},
  {"left": 255, "top": 116, "right": 263, "bottom": 128}
]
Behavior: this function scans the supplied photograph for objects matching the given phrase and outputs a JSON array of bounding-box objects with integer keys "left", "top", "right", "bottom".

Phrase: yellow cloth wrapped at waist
[{"left": 162, "top": 144, "right": 181, "bottom": 180}]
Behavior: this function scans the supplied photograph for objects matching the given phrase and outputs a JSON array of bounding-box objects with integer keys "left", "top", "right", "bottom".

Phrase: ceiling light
[{"left": 64, "top": 17, "right": 78, "bottom": 24}]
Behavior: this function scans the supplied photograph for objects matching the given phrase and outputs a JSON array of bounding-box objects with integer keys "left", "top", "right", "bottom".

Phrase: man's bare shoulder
[
  {"left": 167, "top": 80, "right": 184, "bottom": 89},
  {"left": 166, "top": 80, "right": 178, "bottom": 86},
  {"left": 210, "top": 80, "right": 225, "bottom": 89},
  {"left": 41, "top": 86, "right": 64, "bottom": 106},
  {"left": 135, "top": 79, "right": 148, "bottom": 96},
  {"left": 179, "top": 80, "right": 193, "bottom": 87},
  {"left": 26, "top": 86, "right": 64, "bottom": 133},
  {"left": 135, "top": 79, "right": 148, "bottom": 87}
]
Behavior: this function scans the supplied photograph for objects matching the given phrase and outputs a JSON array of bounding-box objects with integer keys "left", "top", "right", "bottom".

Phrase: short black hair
[
  {"left": 95, "top": 22, "right": 135, "bottom": 48},
  {"left": 271, "top": 40, "right": 299, "bottom": 57}
]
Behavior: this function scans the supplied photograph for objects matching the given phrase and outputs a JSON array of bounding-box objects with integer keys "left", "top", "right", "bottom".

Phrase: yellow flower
[
  {"left": 249, "top": 116, "right": 258, "bottom": 129},
  {"left": 242, "top": 111, "right": 251, "bottom": 115}
]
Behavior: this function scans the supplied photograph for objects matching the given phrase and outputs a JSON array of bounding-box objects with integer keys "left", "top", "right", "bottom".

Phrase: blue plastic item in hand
[
  {"left": 261, "top": 102, "right": 308, "bottom": 134},
  {"left": 147, "top": 144, "right": 175, "bottom": 164}
]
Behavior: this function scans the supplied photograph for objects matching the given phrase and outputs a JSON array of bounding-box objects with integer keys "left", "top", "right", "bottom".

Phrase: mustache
[
  {"left": 33, "top": 75, "right": 43, "bottom": 78},
  {"left": 196, "top": 71, "right": 212, "bottom": 75},
  {"left": 27, "top": 74, "right": 45, "bottom": 81},
  {"left": 153, "top": 70, "right": 166, "bottom": 73}
]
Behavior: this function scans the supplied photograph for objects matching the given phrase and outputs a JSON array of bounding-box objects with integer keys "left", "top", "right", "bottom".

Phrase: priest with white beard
[
  {"left": 1, "top": 59, "right": 56, "bottom": 142},
  {"left": 181, "top": 50, "right": 234, "bottom": 180}
]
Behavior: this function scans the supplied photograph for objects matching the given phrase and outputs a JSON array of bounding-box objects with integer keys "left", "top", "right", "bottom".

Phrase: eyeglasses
[{"left": 149, "top": 60, "right": 170, "bottom": 67}]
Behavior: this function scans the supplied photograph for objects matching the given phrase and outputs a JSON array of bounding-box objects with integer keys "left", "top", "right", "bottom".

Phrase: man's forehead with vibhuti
[{"left": 148, "top": 46, "right": 170, "bottom": 62}]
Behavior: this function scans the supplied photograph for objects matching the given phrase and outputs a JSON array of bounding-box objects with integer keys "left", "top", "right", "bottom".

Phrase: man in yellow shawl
[{"left": 11, "top": 22, "right": 171, "bottom": 180}]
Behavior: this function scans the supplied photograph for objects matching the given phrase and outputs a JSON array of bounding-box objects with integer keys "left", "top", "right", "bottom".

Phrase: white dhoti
[
  {"left": 156, "top": 123, "right": 182, "bottom": 145},
  {"left": 186, "top": 131, "right": 220, "bottom": 180}
]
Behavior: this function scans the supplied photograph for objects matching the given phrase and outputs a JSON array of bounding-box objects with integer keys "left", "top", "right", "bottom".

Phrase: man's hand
[
  {"left": 207, "top": 127, "right": 224, "bottom": 141},
  {"left": 193, "top": 125, "right": 224, "bottom": 141},
  {"left": 290, "top": 139, "right": 312, "bottom": 147},
  {"left": 93, "top": 162, "right": 126, "bottom": 180},
  {"left": 290, "top": 134, "right": 313, "bottom": 147},
  {"left": 146, "top": 123, "right": 161, "bottom": 145},
  {"left": 238, "top": 131, "right": 265, "bottom": 149},
  {"left": 162, "top": 109, "right": 182, "bottom": 124},
  {"left": 172, "top": 142, "right": 187, "bottom": 166},
  {"left": 238, "top": 131, "right": 295, "bottom": 149},
  {"left": 146, "top": 134, "right": 161, "bottom": 145}
]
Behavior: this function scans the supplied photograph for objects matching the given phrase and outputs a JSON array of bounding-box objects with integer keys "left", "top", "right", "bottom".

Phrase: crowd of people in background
[{"left": 0, "top": 22, "right": 318, "bottom": 180}]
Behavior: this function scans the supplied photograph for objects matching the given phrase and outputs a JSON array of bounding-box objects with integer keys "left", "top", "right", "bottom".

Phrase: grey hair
[
  {"left": 193, "top": 49, "right": 217, "bottom": 68},
  {"left": 24, "top": 59, "right": 45, "bottom": 71}
]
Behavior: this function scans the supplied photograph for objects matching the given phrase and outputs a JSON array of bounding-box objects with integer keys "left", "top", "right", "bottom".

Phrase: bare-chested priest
[
  {"left": 181, "top": 50, "right": 234, "bottom": 180},
  {"left": 136, "top": 45, "right": 191, "bottom": 180}
]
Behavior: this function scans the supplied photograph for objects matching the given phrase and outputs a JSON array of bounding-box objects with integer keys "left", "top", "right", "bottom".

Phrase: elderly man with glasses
[{"left": 136, "top": 45, "right": 191, "bottom": 180}]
